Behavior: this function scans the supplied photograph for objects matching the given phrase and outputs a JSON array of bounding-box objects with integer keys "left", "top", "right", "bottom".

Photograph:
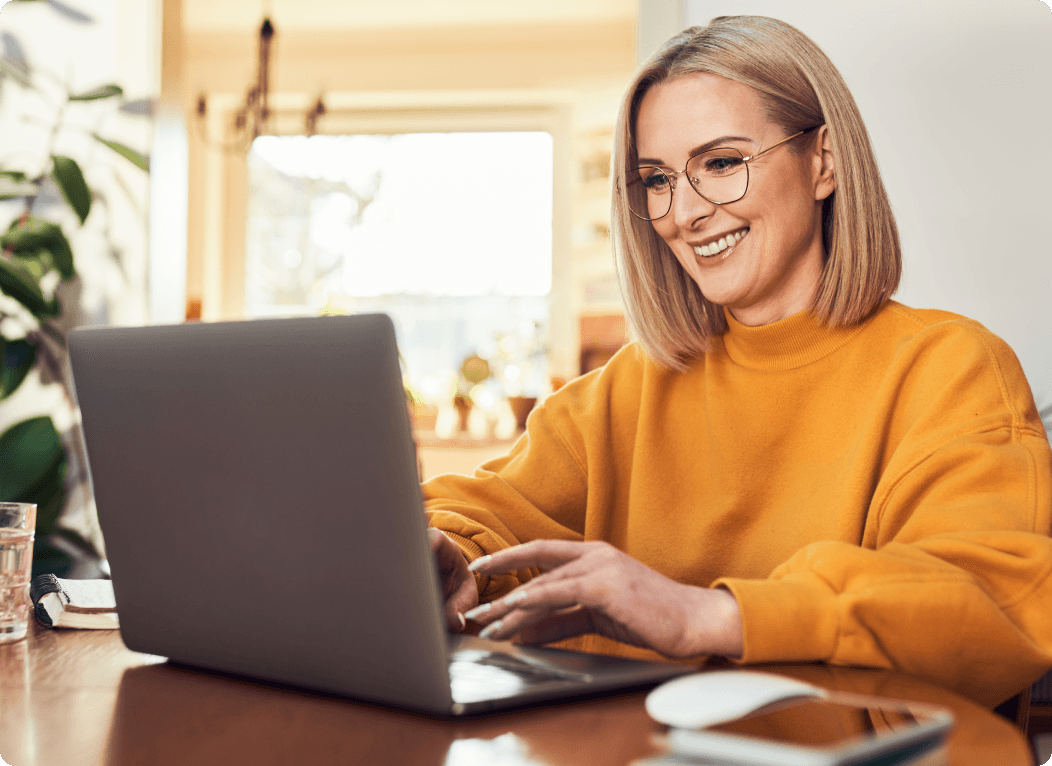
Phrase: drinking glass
[{"left": 0, "top": 503, "right": 36, "bottom": 643}]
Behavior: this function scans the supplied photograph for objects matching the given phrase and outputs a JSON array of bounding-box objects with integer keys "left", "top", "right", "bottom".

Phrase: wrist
[{"left": 685, "top": 585, "right": 743, "bottom": 659}]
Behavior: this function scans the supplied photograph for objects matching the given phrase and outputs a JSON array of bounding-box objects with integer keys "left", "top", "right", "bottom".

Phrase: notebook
[{"left": 67, "top": 313, "right": 693, "bottom": 715}]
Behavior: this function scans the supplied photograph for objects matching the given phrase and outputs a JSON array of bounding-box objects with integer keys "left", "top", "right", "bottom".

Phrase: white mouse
[{"left": 645, "top": 670, "right": 827, "bottom": 729}]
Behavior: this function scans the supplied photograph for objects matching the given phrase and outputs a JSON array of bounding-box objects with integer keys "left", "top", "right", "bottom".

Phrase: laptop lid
[{"left": 69, "top": 314, "right": 456, "bottom": 712}]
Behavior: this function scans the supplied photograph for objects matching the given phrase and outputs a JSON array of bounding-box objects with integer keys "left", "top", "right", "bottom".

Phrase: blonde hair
[{"left": 612, "top": 16, "right": 901, "bottom": 371}]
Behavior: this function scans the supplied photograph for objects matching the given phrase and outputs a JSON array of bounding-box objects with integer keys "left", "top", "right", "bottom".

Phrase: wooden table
[{"left": 0, "top": 620, "right": 1034, "bottom": 766}]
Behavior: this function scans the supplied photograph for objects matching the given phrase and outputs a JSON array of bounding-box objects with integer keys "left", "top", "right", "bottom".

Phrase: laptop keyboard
[{"left": 449, "top": 649, "right": 595, "bottom": 704}]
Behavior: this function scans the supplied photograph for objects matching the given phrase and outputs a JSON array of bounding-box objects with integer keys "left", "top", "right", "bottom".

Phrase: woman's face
[{"left": 634, "top": 74, "right": 835, "bottom": 326}]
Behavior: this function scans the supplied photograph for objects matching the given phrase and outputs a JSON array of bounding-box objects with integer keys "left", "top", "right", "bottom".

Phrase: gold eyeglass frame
[{"left": 625, "top": 125, "right": 823, "bottom": 221}]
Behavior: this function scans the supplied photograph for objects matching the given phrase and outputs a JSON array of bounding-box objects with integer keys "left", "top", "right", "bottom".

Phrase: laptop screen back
[{"left": 69, "top": 314, "right": 454, "bottom": 711}]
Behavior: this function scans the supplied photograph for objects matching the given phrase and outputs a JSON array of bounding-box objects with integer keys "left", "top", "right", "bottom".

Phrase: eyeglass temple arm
[{"left": 742, "top": 125, "right": 823, "bottom": 162}]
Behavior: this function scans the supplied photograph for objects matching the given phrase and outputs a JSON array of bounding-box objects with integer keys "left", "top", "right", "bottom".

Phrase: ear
[{"left": 812, "top": 124, "right": 836, "bottom": 202}]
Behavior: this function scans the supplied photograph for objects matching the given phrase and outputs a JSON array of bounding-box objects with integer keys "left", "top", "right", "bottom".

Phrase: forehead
[{"left": 635, "top": 74, "right": 770, "bottom": 162}]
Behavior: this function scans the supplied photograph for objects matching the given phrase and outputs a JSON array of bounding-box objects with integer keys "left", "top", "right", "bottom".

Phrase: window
[{"left": 245, "top": 132, "right": 553, "bottom": 411}]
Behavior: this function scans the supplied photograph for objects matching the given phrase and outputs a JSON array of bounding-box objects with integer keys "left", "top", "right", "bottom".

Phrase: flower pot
[
  {"left": 507, "top": 396, "right": 537, "bottom": 432},
  {"left": 453, "top": 395, "right": 473, "bottom": 432}
]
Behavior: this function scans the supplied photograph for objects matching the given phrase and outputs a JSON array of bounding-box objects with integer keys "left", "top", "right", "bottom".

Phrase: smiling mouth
[{"left": 694, "top": 228, "right": 749, "bottom": 258}]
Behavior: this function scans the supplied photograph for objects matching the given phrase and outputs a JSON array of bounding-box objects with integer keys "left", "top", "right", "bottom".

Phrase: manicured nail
[
  {"left": 503, "top": 590, "right": 528, "bottom": 606},
  {"left": 468, "top": 555, "right": 492, "bottom": 572},
  {"left": 479, "top": 619, "right": 504, "bottom": 639},
  {"left": 464, "top": 603, "right": 491, "bottom": 621},
  {"left": 458, "top": 612, "right": 466, "bottom": 631}
]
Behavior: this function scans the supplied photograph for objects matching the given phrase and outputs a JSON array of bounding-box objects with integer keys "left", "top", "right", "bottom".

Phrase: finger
[
  {"left": 468, "top": 580, "right": 587, "bottom": 639},
  {"left": 442, "top": 568, "right": 477, "bottom": 632},
  {"left": 428, "top": 528, "right": 445, "bottom": 553},
  {"left": 444, "top": 602, "right": 467, "bottom": 632},
  {"left": 451, "top": 574, "right": 479, "bottom": 620},
  {"left": 467, "top": 539, "right": 591, "bottom": 575},
  {"left": 463, "top": 557, "right": 605, "bottom": 628},
  {"left": 476, "top": 599, "right": 589, "bottom": 643}
]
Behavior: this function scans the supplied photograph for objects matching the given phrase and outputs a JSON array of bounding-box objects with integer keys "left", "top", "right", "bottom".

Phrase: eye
[
  {"left": 690, "top": 149, "right": 745, "bottom": 177},
  {"left": 638, "top": 168, "right": 672, "bottom": 192}
]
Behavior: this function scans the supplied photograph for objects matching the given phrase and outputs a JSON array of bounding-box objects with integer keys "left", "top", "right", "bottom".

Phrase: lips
[{"left": 693, "top": 228, "right": 749, "bottom": 258}]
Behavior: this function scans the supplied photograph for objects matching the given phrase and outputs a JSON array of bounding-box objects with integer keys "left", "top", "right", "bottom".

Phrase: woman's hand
[
  {"left": 463, "top": 540, "right": 743, "bottom": 659},
  {"left": 428, "top": 529, "right": 479, "bottom": 632}
]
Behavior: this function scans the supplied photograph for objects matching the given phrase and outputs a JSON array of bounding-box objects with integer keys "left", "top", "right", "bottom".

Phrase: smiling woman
[
  {"left": 613, "top": 18, "right": 901, "bottom": 370},
  {"left": 633, "top": 75, "right": 833, "bottom": 329},
  {"left": 420, "top": 15, "right": 1052, "bottom": 712}
]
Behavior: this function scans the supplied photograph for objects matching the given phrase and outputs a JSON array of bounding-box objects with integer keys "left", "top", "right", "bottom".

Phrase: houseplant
[{"left": 0, "top": 0, "right": 150, "bottom": 575}]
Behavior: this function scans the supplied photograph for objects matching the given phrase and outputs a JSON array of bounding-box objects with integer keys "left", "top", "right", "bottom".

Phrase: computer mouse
[{"left": 645, "top": 670, "right": 827, "bottom": 729}]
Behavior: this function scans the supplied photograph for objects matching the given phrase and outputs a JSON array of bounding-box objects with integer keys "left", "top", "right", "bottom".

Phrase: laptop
[{"left": 68, "top": 313, "right": 693, "bottom": 716}]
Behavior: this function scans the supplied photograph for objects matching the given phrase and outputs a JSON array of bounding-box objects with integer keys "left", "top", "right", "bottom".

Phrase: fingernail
[
  {"left": 503, "top": 589, "right": 528, "bottom": 606},
  {"left": 479, "top": 619, "right": 504, "bottom": 639},
  {"left": 464, "top": 603, "right": 491, "bottom": 621},
  {"left": 467, "top": 555, "right": 492, "bottom": 572},
  {"left": 458, "top": 612, "right": 466, "bottom": 631}
]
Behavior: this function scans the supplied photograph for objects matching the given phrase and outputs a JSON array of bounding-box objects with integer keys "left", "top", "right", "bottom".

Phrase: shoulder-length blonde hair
[{"left": 613, "top": 15, "right": 901, "bottom": 371}]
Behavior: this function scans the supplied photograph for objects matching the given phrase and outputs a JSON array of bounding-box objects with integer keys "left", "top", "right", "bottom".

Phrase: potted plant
[
  {"left": 0, "top": 2, "right": 150, "bottom": 576},
  {"left": 453, "top": 354, "right": 491, "bottom": 432}
]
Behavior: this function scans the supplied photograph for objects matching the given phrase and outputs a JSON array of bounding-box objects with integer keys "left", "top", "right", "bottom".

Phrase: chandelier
[{"left": 195, "top": 17, "right": 327, "bottom": 152}]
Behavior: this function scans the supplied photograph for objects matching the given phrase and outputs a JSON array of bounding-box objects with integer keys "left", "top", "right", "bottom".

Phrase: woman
[{"left": 423, "top": 16, "right": 1052, "bottom": 709}]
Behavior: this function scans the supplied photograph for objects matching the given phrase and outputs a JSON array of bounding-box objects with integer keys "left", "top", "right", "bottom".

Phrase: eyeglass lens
[{"left": 625, "top": 147, "right": 750, "bottom": 221}]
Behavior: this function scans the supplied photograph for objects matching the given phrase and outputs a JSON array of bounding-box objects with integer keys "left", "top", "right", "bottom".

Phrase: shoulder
[
  {"left": 869, "top": 301, "right": 1041, "bottom": 433},
  {"left": 875, "top": 301, "right": 1022, "bottom": 370}
]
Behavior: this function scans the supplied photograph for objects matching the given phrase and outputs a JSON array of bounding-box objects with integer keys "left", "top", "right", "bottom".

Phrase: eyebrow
[{"left": 636, "top": 135, "right": 754, "bottom": 167}]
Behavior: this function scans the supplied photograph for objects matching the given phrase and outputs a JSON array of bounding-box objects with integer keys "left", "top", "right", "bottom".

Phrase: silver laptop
[{"left": 68, "top": 313, "right": 692, "bottom": 715}]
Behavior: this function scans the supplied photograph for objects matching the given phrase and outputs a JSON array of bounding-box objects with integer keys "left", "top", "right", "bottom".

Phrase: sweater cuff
[
  {"left": 713, "top": 578, "right": 840, "bottom": 664},
  {"left": 443, "top": 531, "right": 490, "bottom": 594}
]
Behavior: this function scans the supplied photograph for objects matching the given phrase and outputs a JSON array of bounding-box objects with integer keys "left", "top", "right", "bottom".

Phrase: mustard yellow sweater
[{"left": 423, "top": 301, "right": 1052, "bottom": 707}]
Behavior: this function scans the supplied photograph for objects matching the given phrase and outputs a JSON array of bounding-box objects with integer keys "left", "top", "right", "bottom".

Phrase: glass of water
[{"left": 0, "top": 503, "right": 36, "bottom": 643}]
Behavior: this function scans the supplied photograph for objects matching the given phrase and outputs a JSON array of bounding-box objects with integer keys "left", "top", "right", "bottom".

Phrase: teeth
[{"left": 694, "top": 229, "right": 748, "bottom": 258}]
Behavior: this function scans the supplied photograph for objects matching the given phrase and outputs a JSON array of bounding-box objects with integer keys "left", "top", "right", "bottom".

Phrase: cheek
[
  {"left": 649, "top": 223, "right": 691, "bottom": 267},
  {"left": 649, "top": 219, "right": 678, "bottom": 247}
]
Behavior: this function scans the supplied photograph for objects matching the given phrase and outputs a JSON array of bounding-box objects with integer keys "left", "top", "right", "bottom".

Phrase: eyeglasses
[{"left": 622, "top": 127, "right": 820, "bottom": 221}]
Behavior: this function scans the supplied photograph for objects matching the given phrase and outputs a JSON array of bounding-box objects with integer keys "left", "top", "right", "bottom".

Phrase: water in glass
[{"left": 0, "top": 527, "right": 34, "bottom": 642}]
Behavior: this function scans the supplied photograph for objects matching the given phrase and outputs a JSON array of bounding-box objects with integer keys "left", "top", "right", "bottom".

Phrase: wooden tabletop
[{"left": 0, "top": 619, "right": 1034, "bottom": 766}]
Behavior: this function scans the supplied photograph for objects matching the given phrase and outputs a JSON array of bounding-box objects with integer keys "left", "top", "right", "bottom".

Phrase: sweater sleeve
[
  {"left": 422, "top": 370, "right": 601, "bottom": 600},
  {"left": 714, "top": 321, "right": 1052, "bottom": 708}
]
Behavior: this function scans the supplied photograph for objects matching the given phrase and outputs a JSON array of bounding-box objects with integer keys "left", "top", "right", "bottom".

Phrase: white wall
[{"left": 660, "top": 1, "right": 1052, "bottom": 427}]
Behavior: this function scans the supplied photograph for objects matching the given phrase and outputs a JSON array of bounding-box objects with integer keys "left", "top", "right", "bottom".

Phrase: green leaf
[
  {"left": 0, "top": 175, "right": 37, "bottom": 200},
  {"left": 51, "top": 527, "right": 99, "bottom": 556},
  {"left": 0, "top": 170, "right": 28, "bottom": 182},
  {"left": 0, "top": 257, "right": 59, "bottom": 317},
  {"left": 40, "top": 0, "right": 94, "bottom": 25},
  {"left": 50, "top": 155, "right": 91, "bottom": 224},
  {"left": 0, "top": 416, "right": 67, "bottom": 537},
  {"left": 1, "top": 31, "right": 32, "bottom": 82},
  {"left": 0, "top": 337, "right": 36, "bottom": 400},
  {"left": 0, "top": 57, "right": 31, "bottom": 89},
  {"left": 9, "top": 247, "right": 50, "bottom": 279},
  {"left": 25, "top": 461, "right": 67, "bottom": 538},
  {"left": 118, "top": 98, "right": 154, "bottom": 117},
  {"left": 32, "top": 539, "right": 73, "bottom": 579},
  {"left": 0, "top": 216, "right": 75, "bottom": 278},
  {"left": 69, "top": 83, "right": 122, "bottom": 101},
  {"left": 91, "top": 133, "right": 149, "bottom": 172}
]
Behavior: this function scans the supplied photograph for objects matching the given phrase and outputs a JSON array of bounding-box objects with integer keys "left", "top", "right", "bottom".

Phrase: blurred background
[{"left": 0, "top": 0, "right": 1048, "bottom": 573}]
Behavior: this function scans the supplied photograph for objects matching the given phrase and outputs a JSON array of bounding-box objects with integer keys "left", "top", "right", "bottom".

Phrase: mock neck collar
[{"left": 718, "top": 306, "right": 869, "bottom": 371}]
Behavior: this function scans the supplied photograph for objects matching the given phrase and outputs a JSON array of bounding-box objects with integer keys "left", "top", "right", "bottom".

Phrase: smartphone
[{"left": 649, "top": 691, "right": 953, "bottom": 766}]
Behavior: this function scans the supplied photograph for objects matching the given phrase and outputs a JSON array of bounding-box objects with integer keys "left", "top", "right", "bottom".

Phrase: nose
[{"left": 670, "top": 173, "right": 717, "bottom": 229}]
